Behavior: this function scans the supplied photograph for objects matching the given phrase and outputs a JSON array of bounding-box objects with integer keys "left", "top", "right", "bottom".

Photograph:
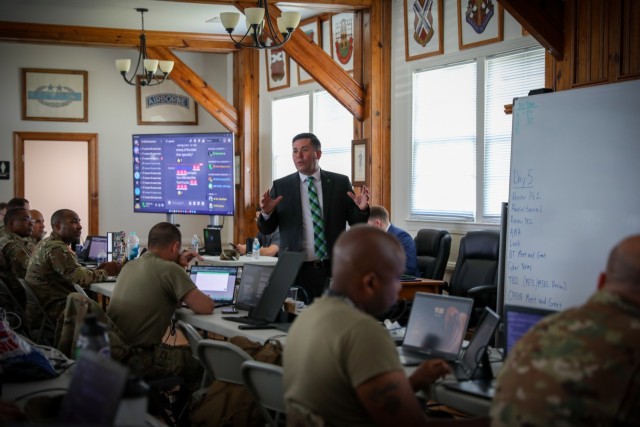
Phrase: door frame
[{"left": 13, "top": 131, "right": 99, "bottom": 235}]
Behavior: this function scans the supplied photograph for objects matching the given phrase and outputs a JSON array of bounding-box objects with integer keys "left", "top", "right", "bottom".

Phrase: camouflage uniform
[
  {"left": 25, "top": 232, "right": 109, "bottom": 339},
  {"left": 0, "top": 230, "right": 32, "bottom": 312},
  {"left": 490, "top": 291, "right": 640, "bottom": 427}
]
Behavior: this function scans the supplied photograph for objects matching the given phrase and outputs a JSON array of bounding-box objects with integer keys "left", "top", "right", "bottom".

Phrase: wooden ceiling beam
[
  {"left": 499, "top": 0, "right": 564, "bottom": 60},
  {"left": 163, "top": 0, "right": 372, "bottom": 8},
  {"left": 0, "top": 21, "right": 237, "bottom": 52},
  {"left": 148, "top": 46, "right": 239, "bottom": 134}
]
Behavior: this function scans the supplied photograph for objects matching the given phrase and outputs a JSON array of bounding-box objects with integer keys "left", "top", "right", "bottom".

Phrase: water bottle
[
  {"left": 114, "top": 375, "right": 149, "bottom": 427},
  {"left": 96, "top": 249, "right": 107, "bottom": 265},
  {"left": 191, "top": 234, "right": 200, "bottom": 253},
  {"left": 127, "top": 232, "right": 140, "bottom": 261},
  {"left": 252, "top": 238, "right": 260, "bottom": 260},
  {"left": 75, "top": 314, "right": 110, "bottom": 359}
]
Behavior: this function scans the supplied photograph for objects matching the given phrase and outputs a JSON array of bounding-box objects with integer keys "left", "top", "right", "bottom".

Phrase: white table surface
[
  {"left": 90, "top": 282, "right": 287, "bottom": 344},
  {"left": 197, "top": 255, "right": 278, "bottom": 267}
]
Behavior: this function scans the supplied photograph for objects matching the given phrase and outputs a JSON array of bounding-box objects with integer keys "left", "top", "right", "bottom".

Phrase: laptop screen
[
  {"left": 250, "top": 251, "right": 304, "bottom": 323},
  {"left": 504, "top": 304, "right": 556, "bottom": 355},
  {"left": 189, "top": 265, "right": 238, "bottom": 304},
  {"left": 87, "top": 236, "right": 108, "bottom": 260},
  {"left": 402, "top": 292, "right": 473, "bottom": 359},
  {"left": 460, "top": 307, "right": 500, "bottom": 372},
  {"left": 235, "top": 264, "right": 275, "bottom": 311}
]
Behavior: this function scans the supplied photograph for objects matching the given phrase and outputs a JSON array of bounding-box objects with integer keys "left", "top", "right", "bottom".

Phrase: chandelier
[
  {"left": 220, "top": 1, "right": 301, "bottom": 49},
  {"left": 115, "top": 8, "right": 174, "bottom": 86}
]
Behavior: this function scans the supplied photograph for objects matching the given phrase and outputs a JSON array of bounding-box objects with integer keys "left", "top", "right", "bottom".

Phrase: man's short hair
[
  {"left": 0, "top": 202, "right": 8, "bottom": 211},
  {"left": 4, "top": 208, "right": 28, "bottom": 226},
  {"left": 7, "top": 197, "right": 29, "bottom": 209},
  {"left": 51, "top": 209, "right": 73, "bottom": 228},
  {"left": 368, "top": 205, "right": 390, "bottom": 223},
  {"left": 148, "top": 222, "right": 182, "bottom": 248},
  {"left": 292, "top": 132, "right": 321, "bottom": 150}
]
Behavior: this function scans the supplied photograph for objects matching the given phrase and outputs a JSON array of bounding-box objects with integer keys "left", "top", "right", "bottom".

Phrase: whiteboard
[{"left": 504, "top": 79, "right": 640, "bottom": 312}]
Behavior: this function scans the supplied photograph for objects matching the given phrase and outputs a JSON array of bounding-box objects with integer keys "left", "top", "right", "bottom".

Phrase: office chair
[
  {"left": 414, "top": 229, "right": 452, "bottom": 280},
  {"left": 73, "top": 284, "right": 90, "bottom": 299},
  {"left": 447, "top": 230, "right": 500, "bottom": 328},
  {"left": 175, "top": 320, "right": 209, "bottom": 389},
  {"left": 241, "top": 360, "right": 286, "bottom": 427},
  {"left": 18, "top": 278, "right": 57, "bottom": 345},
  {"left": 197, "top": 339, "right": 253, "bottom": 385}
]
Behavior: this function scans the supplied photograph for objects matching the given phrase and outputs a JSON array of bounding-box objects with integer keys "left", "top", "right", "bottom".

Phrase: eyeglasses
[{"left": 18, "top": 216, "right": 34, "bottom": 223}]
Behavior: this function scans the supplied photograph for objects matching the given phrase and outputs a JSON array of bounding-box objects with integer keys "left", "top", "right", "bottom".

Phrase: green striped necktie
[{"left": 307, "top": 176, "right": 328, "bottom": 260}]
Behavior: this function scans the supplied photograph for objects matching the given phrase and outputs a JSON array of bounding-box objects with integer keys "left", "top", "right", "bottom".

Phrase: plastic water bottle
[
  {"left": 96, "top": 249, "right": 107, "bottom": 265},
  {"left": 75, "top": 314, "right": 110, "bottom": 359},
  {"left": 191, "top": 234, "right": 200, "bottom": 253},
  {"left": 114, "top": 375, "right": 149, "bottom": 426},
  {"left": 252, "top": 238, "right": 260, "bottom": 260},
  {"left": 127, "top": 232, "right": 140, "bottom": 261}
]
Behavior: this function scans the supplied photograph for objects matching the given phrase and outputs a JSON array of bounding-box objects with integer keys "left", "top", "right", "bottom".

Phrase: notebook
[
  {"left": 234, "top": 264, "right": 275, "bottom": 311},
  {"left": 189, "top": 265, "right": 238, "bottom": 305},
  {"left": 397, "top": 292, "right": 473, "bottom": 366},
  {"left": 223, "top": 251, "right": 304, "bottom": 326},
  {"left": 448, "top": 307, "right": 500, "bottom": 381}
]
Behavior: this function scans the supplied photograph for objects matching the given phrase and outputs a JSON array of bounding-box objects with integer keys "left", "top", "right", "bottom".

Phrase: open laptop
[
  {"left": 189, "top": 265, "right": 238, "bottom": 306},
  {"left": 398, "top": 292, "right": 473, "bottom": 366},
  {"left": 234, "top": 264, "right": 275, "bottom": 311},
  {"left": 78, "top": 235, "right": 108, "bottom": 265},
  {"left": 448, "top": 307, "right": 500, "bottom": 381},
  {"left": 223, "top": 251, "right": 304, "bottom": 326}
]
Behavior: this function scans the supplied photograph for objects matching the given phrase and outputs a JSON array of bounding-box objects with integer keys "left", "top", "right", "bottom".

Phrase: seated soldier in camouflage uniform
[
  {"left": 0, "top": 197, "right": 29, "bottom": 233},
  {"left": 29, "top": 209, "right": 47, "bottom": 246},
  {"left": 491, "top": 234, "right": 640, "bottom": 427},
  {"left": 107, "top": 222, "right": 214, "bottom": 391},
  {"left": 25, "top": 209, "right": 121, "bottom": 343},
  {"left": 0, "top": 207, "right": 34, "bottom": 312}
]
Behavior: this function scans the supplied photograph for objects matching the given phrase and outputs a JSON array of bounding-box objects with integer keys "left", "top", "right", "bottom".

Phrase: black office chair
[
  {"left": 447, "top": 230, "right": 500, "bottom": 328},
  {"left": 414, "top": 229, "right": 451, "bottom": 280}
]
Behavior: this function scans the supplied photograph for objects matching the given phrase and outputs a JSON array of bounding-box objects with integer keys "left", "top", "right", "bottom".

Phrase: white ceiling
[{"left": 0, "top": 0, "right": 322, "bottom": 35}]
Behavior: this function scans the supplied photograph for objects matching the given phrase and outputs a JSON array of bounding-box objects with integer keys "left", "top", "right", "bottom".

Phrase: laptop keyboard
[{"left": 222, "top": 316, "right": 267, "bottom": 326}]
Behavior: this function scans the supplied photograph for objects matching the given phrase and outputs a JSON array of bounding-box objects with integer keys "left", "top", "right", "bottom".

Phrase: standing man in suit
[
  {"left": 259, "top": 132, "right": 370, "bottom": 301},
  {"left": 367, "top": 205, "right": 418, "bottom": 277}
]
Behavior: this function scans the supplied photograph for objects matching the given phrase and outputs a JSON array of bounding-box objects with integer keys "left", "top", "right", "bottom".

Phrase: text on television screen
[{"left": 132, "top": 133, "right": 235, "bottom": 215}]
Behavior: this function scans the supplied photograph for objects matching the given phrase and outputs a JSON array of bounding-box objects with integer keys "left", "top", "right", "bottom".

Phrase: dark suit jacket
[
  {"left": 388, "top": 223, "right": 418, "bottom": 277},
  {"left": 258, "top": 170, "right": 369, "bottom": 258}
]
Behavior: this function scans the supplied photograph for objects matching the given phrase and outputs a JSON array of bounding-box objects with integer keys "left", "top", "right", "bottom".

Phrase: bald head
[
  {"left": 603, "top": 235, "right": 640, "bottom": 296},
  {"left": 331, "top": 225, "right": 405, "bottom": 316}
]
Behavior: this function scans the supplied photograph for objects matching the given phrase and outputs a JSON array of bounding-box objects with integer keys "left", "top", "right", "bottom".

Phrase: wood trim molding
[{"left": 13, "top": 132, "right": 100, "bottom": 235}]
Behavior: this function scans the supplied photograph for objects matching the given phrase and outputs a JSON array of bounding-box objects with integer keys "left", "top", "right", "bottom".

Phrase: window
[
  {"left": 411, "top": 46, "right": 545, "bottom": 222},
  {"left": 272, "top": 90, "right": 352, "bottom": 180}
]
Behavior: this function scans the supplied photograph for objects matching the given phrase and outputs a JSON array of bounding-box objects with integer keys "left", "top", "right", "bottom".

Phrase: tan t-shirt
[
  {"left": 283, "top": 295, "right": 403, "bottom": 426},
  {"left": 107, "top": 251, "right": 195, "bottom": 348}
]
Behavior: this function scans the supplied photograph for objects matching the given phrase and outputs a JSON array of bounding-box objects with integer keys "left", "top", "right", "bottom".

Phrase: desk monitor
[
  {"left": 504, "top": 304, "right": 556, "bottom": 356},
  {"left": 235, "top": 264, "right": 275, "bottom": 311}
]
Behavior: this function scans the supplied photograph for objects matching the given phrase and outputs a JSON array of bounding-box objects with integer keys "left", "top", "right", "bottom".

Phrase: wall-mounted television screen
[{"left": 132, "top": 132, "right": 235, "bottom": 216}]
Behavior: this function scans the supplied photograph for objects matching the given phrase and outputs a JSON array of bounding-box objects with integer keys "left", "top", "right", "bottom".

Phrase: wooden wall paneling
[
  {"left": 611, "top": 0, "right": 640, "bottom": 81},
  {"left": 233, "top": 49, "right": 261, "bottom": 244},
  {"left": 571, "top": 0, "right": 608, "bottom": 87}
]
